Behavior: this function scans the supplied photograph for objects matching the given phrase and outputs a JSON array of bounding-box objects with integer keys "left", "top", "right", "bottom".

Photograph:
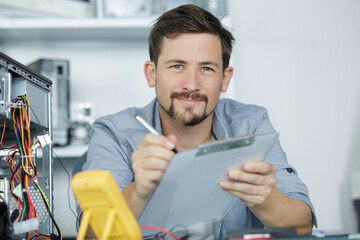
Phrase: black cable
[
  {"left": 35, "top": 182, "right": 61, "bottom": 239},
  {"left": 28, "top": 104, "right": 63, "bottom": 238},
  {"left": 354, "top": 199, "right": 360, "bottom": 232},
  {"left": 28, "top": 105, "right": 41, "bottom": 130},
  {"left": 0, "top": 192, "right": 4, "bottom": 202},
  {"left": 154, "top": 232, "right": 165, "bottom": 239},
  {"left": 30, "top": 103, "right": 76, "bottom": 218},
  {"left": 169, "top": 224, "right": 190, "bottom": 240},
  {"left": 21, "top": 170, "right": 30, "bottom": 221}
]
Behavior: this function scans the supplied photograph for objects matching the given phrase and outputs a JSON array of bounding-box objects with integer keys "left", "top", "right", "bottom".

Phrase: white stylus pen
[
  {"left": 135, "top": 114, "right": 177, "bottom": 153},
  {"left": 135, "top": 114, "right": 159, "bottom": 135}
]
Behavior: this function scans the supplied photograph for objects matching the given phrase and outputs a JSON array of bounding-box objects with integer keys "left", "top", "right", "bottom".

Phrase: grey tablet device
[{"left": 137, "top": 132, "right": 278, "bottom": 236}]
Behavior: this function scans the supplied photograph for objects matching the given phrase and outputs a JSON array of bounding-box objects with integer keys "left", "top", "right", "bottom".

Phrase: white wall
[{"left": 228, "top": 0, "right": 360, "bottom": 234}]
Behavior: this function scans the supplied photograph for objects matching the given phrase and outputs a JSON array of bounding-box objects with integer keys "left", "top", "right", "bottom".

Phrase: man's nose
[{"left": 182, "top": 69, "right": 200, "bottom": 92}]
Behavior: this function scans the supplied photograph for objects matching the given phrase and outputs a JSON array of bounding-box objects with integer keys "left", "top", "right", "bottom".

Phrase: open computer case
[{"left": 0, "top": 51, "right": 55, "bottom": 239}]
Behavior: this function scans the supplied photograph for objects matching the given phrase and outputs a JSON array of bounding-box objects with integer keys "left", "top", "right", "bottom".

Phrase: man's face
[{"left": 151, "top": 33, "right": 231, "bottom": 126}]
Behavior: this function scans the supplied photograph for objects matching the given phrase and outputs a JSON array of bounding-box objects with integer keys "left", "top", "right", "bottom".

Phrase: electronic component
[
  {"left": 68, "top": 121, "right": 92, "bottom": 144},
  {"left": 68, "top": 102, "right": 94, "bottom": 145},
  {"left": 0, "top": 52, "right": 51, "bottom": 146},
  {"left": 72, "top": 170, "right": 142, "bottom": 240},
  {"left": 28, "top": 58, "right": 70, "bottom": 146},
  {"left": 0, "top": 52, "right": 60, "bottom": 239}
]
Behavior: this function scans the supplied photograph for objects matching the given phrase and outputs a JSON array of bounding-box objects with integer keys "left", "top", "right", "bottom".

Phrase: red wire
[
  {"left": 16, "top": 115, "right": 22, "bottom": 141},
  {"left": 22, "top": 107, "right": 30, "bottom": 151},
  {"left": 9, "top": 98, "right": 53, "bottom": 238},
  {"left": 30, "top": 231, "right": 51, "bottom": 240},
  {"left": 25, "top": 175, "right": 36, "bottom": 219},
  {"left": 5, "top": 156, "right": 15, "bottom": 173},
  {"left": 22, "top": 106, "right": 29, "bottom": 142},
  {"left": 1, "top": 115, "right": 17, "bottom": 148},
  {"left": 140, "top": 225, "right": 180, "bottom": 240}
]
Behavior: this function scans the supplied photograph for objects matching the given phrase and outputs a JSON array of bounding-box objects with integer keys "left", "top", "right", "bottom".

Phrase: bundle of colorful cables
[{"left": 3, "top": 95, "right": 62, "bottom": 240}]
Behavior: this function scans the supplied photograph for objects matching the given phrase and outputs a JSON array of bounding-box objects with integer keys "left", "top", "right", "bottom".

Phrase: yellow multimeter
[{"left": 71, "top": 170, "right": 142, "bottom": 240}]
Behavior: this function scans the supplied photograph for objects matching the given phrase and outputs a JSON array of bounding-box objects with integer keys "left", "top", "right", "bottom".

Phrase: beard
[{"left": 158, "top": 91, "right": 212, "bottom": 126}]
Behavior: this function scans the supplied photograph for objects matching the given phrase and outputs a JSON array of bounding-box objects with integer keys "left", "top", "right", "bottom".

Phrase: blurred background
[{"left": 0, "top": 0, "right": 359, "bottom": 237}]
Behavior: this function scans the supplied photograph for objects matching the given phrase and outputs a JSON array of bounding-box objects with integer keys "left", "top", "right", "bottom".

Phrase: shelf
[
  {"left": 53, "top": 144, "right": 88, "bottom": 159},
  {"left": 0, "top": 17, "right": 154, "bottom": 41},
  {"left": 0, "top": 16, "right": 231, "bottom": 42},
  {"left": 36, "top": 144, "right": 88, "bottom": 159}
]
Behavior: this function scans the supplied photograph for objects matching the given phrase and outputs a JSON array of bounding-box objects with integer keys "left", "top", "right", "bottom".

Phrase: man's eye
[
  {"left": 172, "top": 65, "right": 183, "bottom": 69},
  {"left": 202, "top": 67, "right": 213, "bottom": 71}
]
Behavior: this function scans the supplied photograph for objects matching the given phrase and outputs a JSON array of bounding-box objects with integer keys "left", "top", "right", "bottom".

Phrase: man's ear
[
  {"left": 144, "top": 61, "right": 156, "bottom": 88},
  {"left": 220, "top": 66, "right": 234, "bottom": 93}
]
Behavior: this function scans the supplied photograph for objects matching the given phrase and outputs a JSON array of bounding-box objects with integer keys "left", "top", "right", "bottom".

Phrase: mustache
[{"left": 170, "top": 92, "right": 208, "bottom": 103}]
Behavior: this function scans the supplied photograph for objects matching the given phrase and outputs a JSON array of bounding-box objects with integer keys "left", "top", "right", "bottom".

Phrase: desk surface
[{"left": 272, "top": 235, "right": 360, "bottom": 240}]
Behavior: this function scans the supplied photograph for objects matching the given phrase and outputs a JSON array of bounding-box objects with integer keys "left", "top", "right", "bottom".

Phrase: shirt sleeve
[
  {"left": 82, "top": 117, "right": 134, "bottom": 190},
  {"left": 254, "top": 110, "right": 317, "bottom": 227}
]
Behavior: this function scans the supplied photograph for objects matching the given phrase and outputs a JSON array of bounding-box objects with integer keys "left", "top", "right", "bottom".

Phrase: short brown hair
[{"left": 148, "top": 4, "right": 234, "bottom": 71}]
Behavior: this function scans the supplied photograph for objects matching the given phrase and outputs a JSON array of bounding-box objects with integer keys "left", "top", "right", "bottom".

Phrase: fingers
[
  {"left": 132, "top": 133, "right": 176, "bottom": 199},
  {"left": 137, "top": 133, "right": 176, "bottom": 152},
  {"left": 220, "top": 179, "right": 273, "bottom": 196},
  {"left": 225, "top": 189, "right": 270, "bottom": 207},
  {"left": 224, "top": 162, "right": 275, "bottom": 184},
  {"left": 166, "top": 134, "right": 177, "bottom": 146},
  {"left": 133, "top": 144, "right": 174, "bottom": 164},
  {"left": 219, "top": 162, "right": 276, "bottom": 208},
  {"left": 227, "top": 169, "right": 263, "bottom": 185},
  {"left": 242, "top": 161, "right": 275, "bottom": 175},
  {"left": 134, "top": 134, "right": 175, "bottom": 164},
  {"left": 133, "top": 168, "right": 163, "bottom": 194},
  {"left": 219, "top": 177, "right": 274, "bottom": 208},
  {"left": 139, "top": 157, "right": 169, "bottom": 171}
]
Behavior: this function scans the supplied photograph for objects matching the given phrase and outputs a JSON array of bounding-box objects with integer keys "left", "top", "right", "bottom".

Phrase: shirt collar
[
  {"left": 153, "top": 98, "right": 163, "bottom": 135},
  {"left": 212, "top": 102, "right": 228, "bottom": 140}
]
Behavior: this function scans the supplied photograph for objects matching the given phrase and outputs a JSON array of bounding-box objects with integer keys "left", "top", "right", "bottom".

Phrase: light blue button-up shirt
[{"left": 83, "top": 98, "right": 316, "bottom": 239}]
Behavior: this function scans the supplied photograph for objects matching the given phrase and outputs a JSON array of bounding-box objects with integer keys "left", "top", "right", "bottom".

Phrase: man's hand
[
  {"left": 131, "top": 133, "right": 176, "bottom": 200},
  {"left": 219, "top": 161, "right": 276, "bottom": 208},
  {"left": 219, "top": 162, "right": 313, "bottom": 235}
]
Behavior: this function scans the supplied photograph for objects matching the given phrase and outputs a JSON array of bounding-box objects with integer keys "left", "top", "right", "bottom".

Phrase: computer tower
[
  {"left": 0, "top": 51, "right": 55, "bottom": 239},
  {"left": 28, "top": 58, "right": 70, "bottom": 146}
]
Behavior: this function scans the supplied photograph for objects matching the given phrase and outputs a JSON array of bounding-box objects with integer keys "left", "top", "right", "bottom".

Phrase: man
[{"left": 83, "top": 4, "right": 316, "bottom": 239}]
